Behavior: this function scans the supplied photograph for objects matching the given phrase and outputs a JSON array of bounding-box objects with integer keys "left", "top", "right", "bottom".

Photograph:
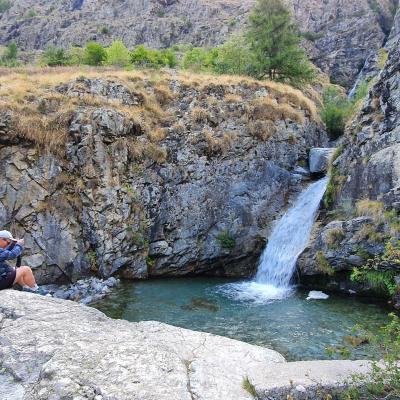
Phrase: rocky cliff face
[
  {"left": 0, "top": 0, "right": 397, "bottom": 89},
  {"left": 0, "top": 70, "right": 326, "bottom": 283},
  {"left": 297, "top": 8, "right": 400, "bottom": 305}
]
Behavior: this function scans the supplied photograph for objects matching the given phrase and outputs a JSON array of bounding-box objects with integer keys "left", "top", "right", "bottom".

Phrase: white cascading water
[{"left": 218, "top": 177, "right": 328, "bottom": 303}]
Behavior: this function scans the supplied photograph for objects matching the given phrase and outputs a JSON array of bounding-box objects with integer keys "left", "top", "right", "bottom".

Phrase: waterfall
[{"left": 217, "top": 178, "right": 328, "bottom": 303}]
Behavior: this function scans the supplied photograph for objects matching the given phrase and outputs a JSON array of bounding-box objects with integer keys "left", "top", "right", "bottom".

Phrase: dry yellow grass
[
  {"left": 249, "top": 98, "right": 304, "bottom": 124},
  {"left": 247, "top": 120, "right": 277, "bottom": 141},
  {"left": 0, "top": 66, "right": 321, "bottom": 159},
  {"left": 224, "top": 94, "right": 242, "bottom": 103},
  {"left": 191, "top": 107, "right": 209, "bottom": 124},
  {"left": 356, "top": 200, "right": 385, "bottom": 222}
]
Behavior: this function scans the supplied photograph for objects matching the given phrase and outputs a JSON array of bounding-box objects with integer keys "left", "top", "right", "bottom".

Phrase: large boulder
[
  {"left": 0, "top": 290, "right": 371, "bottom": 400},
  {"left": 309, "top": 148, "right": 335, "bottom": 174}
]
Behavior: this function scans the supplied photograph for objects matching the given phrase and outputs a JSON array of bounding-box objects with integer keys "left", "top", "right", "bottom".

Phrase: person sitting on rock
[{"left": 0, "top": 230, "right": 49, "bottom": 295}]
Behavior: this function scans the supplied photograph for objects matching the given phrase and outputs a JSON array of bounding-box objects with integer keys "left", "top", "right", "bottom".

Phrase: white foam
[{"left": 216, "top": 281, "right": 294, "bottom": 304}]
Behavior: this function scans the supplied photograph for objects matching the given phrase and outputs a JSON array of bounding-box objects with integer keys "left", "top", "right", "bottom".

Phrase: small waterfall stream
[{"left": 218, "top": 178, "right": 328, "bottom": 303}]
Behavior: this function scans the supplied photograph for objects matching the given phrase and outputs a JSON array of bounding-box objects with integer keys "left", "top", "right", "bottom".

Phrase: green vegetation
[
  {"left": 340, "top": 313, "right": 400, "bottom": 400},
  {"left": 324, "top": 146, "right": 346, "bottom": 209},
  {"left": 0, "top": 41, "right": 18, "bottom": 67},
  {"left": 242, "top": 376, "right": 259, "bottom": 399},
  {"left": 0, "top": 0, "right": 11, "bottom": 13},
  {"left": 24, "top": 8, "right": 37, "bottom": 19},
  {"left": 84, "top": 41, "right": 107, "bottom": 66},
  {"left": 316, "top": 251, "right": 335, "bottom": 276},
  {"left": 326, "top": 227, "right": 345, "bottom": 249},
  {"left": 182, "top": 47, "right": 218, "bottom": 71},
  {"left": 3, "top": 0, "right": 315, "bottom": 87},
  {"left": 320, "top": 87, "right": 353, "bottom": 139},
  {"left": 131, "top": 45, "right": 177, "bottom": 68},
  {"left": 246, "top": 0, "right": 314, "bottom": 85},
  {"left": 351, "top": 239, "right": 399, "bottom": 296},
  {"left": 106, "top": 40, "right": 130, "bottom": 67},
  {"left": 216, "top": 230, "right": 236, "bottom": 250},
  {"left": 42, "top": 46, "right": 69, "bottom": 66}
]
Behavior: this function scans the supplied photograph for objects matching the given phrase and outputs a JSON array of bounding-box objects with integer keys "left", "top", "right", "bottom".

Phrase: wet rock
[
  {"left": 45, "top": 277, "right": 120, "bottom": 304},
  {"left": 309, "top": 148, "right": 335, "bottom": 174}
]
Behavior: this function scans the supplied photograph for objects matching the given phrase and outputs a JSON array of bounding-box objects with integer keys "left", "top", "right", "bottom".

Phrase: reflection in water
[{"left": 93, "top": 277, "right": 390, "bottom": 361}]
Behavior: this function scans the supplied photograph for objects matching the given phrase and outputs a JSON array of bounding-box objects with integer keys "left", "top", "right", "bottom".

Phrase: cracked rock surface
[{"left": 0, "top": 291, "right": 371, "bottom": 400}]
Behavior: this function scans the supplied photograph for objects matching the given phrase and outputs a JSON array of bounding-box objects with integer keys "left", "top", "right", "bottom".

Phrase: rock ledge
[{"left": 0, "top": 291, "right": 372, "bottom": 400}]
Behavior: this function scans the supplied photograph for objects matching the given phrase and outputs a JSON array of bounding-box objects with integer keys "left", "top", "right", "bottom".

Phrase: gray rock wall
[
  {"left": 297, "top": 9, "right": 400, "bottom": 303},
  {"left": 0, "top": 74, "right": 327, "bottom": 283}
]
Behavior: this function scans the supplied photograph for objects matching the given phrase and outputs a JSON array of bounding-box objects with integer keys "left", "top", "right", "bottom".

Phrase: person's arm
[{"left": 0, "top": 244, "right": 23, "bottom": 262}]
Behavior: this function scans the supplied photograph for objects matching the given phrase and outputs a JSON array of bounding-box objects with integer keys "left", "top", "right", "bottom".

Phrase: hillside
[{"left": 0, "top": 0, "right": 398, "bottom": 88}]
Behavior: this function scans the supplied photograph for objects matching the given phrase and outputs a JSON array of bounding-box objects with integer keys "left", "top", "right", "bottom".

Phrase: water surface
[{"left": 94, "top": 277, "right": 390, "bottom": 361}]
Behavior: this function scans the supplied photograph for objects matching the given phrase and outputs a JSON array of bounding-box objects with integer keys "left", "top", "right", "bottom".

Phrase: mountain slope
[{"left": 0, "top": 0, "right": 397, "bottom": 88}]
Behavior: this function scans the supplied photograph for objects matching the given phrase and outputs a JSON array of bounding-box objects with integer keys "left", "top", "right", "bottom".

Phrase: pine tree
[{"left": 247, "top": 0, "right": 314, "bottom": 85}]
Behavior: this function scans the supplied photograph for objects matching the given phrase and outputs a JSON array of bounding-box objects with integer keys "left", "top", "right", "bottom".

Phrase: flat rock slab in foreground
[{"left": 0, "top": 291, "right": 370, "bottom": 400}]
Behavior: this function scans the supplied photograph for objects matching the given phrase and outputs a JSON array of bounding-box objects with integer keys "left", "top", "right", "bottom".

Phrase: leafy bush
[
  {"left": 216, "top": 230, "right": 236, "bottom": 250},
  {"left": 68, "top": 47, "right": 85, "bottom": 65},
  {"left": 320, "top": 87, "right": 353, "bottom": 139},
  {"left": 182, "top": 47, "right": 218, "bottom": 71},
  {"left": 43, "top": 46, "right": 70, "bottom": 66},
  {"left": 130, "top": 45, "right": 177, "bottom": 68},
  {"left": 351, "top": 239, "right": 400, "bottom": 296},
  {"left": 0, "top": 41, "right": 18, "bottom": 67},
  {"left": 106, "top": 40, "right": 130, "bottom": 67},
  {"left": 0, "top": 0, "right": 11, "bottom": 13},
  {"left": 340, "top": 313, "right": 400, "bottom": 400},
  {"left": 84, "top": 42, "right": 107, "bottom": 66},
  {"left": 213, "top": 34, "right": 254, "bottom": 75}
]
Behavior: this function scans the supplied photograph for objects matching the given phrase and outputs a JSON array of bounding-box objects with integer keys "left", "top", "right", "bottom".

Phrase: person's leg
[{"left": 13, "top": 266, "right": 37, "bottom": 288}]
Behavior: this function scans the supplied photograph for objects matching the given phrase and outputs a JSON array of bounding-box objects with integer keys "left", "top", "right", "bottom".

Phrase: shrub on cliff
[
  {"left": 84, "top": 42, "right": 107, "bottom": 66},
  {"left": 321, "top": 87, "right": 353, "bottom": 139},
  {"left": 246, "top": 0, "right": 315, "bottom": 85}
]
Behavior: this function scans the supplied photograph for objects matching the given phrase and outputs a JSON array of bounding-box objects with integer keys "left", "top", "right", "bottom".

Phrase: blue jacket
[{"left": 0, "top": 244, "right": 23, "bottom": 279}]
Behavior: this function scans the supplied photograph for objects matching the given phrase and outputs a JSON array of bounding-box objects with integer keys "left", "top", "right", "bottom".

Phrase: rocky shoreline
[{"left": 0, "top": 290, "right": 372, "bottom": 400}]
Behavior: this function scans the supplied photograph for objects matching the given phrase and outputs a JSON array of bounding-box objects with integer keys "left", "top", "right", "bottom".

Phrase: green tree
[
  {"left": 84, "top": 42, "right": 107, "bottom": 66},
  {"left": 3, "top": 41, "right": 17, "bottom": 61},
  {"left": 247, "top": 0, "right": 314, "bottom": 85},
  {"left": 1, "top": 41, "right": 18, "bottom": 66},
  {"left": 106, "top": 40, "right": 130, "bottom": 67},
  {"left": 182, "top": 47, "right": 218, "bottom": 71},
  {"left": 214, "top": 34, "right": 253, "bottom": 75},
  {"left": 43, "top": 46, "right": 69, "bottom": 66},
  {"left": 68, "top": 47, "right": 85, "bottom": 65}
]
